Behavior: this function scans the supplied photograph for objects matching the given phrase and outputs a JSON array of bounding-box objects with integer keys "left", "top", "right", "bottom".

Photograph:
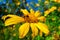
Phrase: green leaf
[
  {"left": 34, "top": 35, "right": 41, "bottom": 40},
  {"left": 45, "top": 36, "right": 53, "bottom": 40}
]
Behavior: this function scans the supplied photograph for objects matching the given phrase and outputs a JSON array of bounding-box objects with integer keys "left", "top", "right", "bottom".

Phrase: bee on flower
[{"left": 2, "top": 9, "right": 50, "bottom": 38}]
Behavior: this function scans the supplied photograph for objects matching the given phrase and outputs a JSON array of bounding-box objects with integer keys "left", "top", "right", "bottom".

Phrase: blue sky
[{"left": 0, "top": 0, "right": 6, "bottom": 4}]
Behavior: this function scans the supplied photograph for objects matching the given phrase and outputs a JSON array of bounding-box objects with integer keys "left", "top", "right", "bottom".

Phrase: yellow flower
[
  {"left": 44, "top": 6, "right": 57, "bottom": 16},
  {"left": 13, "top": 33, "right": 16, "bottom": 36},
  {"left": 44, "top": 1, "right": 49, "bottom": 5},
  {"left": 2, "top": 9, "right": 50, "bottom": 38},
  {"left": 53, "top": 0, "right": 60, "bottom": 3},
  {"left": 15, "top": 0, "right": 20, "bottom": 6},
  {"left": 58, "top": 7, "right": 60, "bottom": 12},
  {"left": 36, "top": 3, "right": 40, "bottom": 6},
  {"left": 53, "top": 0, "right": 57, "bottom": 2},
  {"left": 16, "top": 2, "right": 20, "bottom": 6}
]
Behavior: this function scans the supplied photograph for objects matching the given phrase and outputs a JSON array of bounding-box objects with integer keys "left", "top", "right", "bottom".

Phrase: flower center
[{"left": 23, "top": 14, "right": 38, "bottom": 23}]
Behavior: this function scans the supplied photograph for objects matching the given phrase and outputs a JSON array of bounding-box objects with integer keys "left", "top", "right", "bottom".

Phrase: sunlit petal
[
  {"left": 35, "top": 22, "right": 49, "bottom": 35},
  {"left": 44, "top": 10, "right": 50, "bottom": 16},
  {"left": 44, "top": 6, "right": 57, "bottom": 16},
  {"left": 38, "top": 16, "right": 46, "bottom": 22},
  {"left": 2, "top": 15, "right": 22, "bottom": 20},
  {"left": 30, "top": 9, "right": 34, "bottom": 14},
  {"left": 34, "top": 10, "right": 41, "bottom": 17},
  {"left": 49, "top": 6, "right": 57, "bottom": 12},
  {"left": 2, "top": 15, "right": 8, "bottom": 20},
  {"left": 30, "top": 23, "right": 38, "bottom": 37},
  {"left": 21, "top": 9, "right": 29, "bottom": 15},
  {"left": 19, "top": 23, "right": 29, "bottom": 38},
  {"left": 6, "top": 15, "right": 22, "bottom": 18},
  {"left": 5, "top": 17, "right": 24, "bottom": 26},
  {"left": 40, "top": 30, "right": 43, "bottom": 36}
]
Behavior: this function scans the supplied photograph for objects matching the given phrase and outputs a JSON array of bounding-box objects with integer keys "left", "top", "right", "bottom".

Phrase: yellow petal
[
  {"left": 40, "top": 31, "right": 43, "bottom": 36},
  {"left": 53, "top": 0, "right": 57, "bottom": 2},
  {"left": 6, "top": 15, "right": 23, "bottom": 18},
  {"left": 49, "top": 6, "right": 57, "bottom": 12},
  {"left": 34, "top": 10, "right": 41, "bottom": 17},
  {"left": 38, "top": 16, "right": 46, "bottom": 22},
  {"left": 21, "top": 9, "right": 29, "bottom": 15},
  {"left": 2, "top": 15, "right": 22, "bottom": 20},
  {"left": 35, "top": 22, "right": 49, "bottom": 35},
  {"left": 30, "top": 23, "right": 38, "bottom": 37},
  {"left": 44, "top": 10, "right": 50, "bottom": 16},
  {"left": 30, "top": 9, "right": 34, "bottom": 14},
  {"left": 58, "top": 0, "right": 60, "bottom": 3},
  {"left": 2, "top": 15, "right": 8, "bottom": 20},
  {"left": 5, "top": 17, "right": 24, "bottom": 26},
  {"left": 19, "top": 23, "right": 29, "bottom": 38},
  {"left": 44, "top": 6, "right": 57, "bottom": 16}
]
